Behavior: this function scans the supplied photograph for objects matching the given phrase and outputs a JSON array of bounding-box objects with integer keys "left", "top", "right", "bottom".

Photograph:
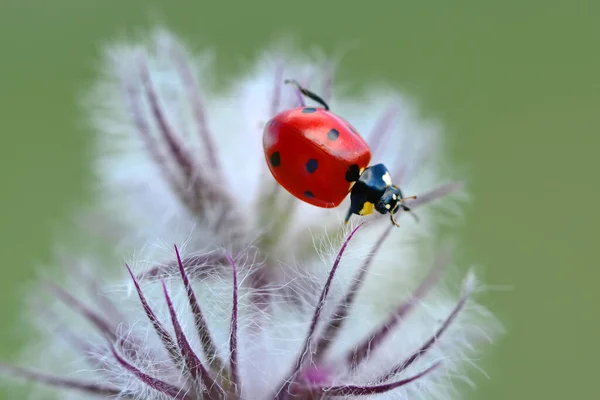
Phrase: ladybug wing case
[{"left": 263, "top": 107, "right": 371, "bottom": 209}]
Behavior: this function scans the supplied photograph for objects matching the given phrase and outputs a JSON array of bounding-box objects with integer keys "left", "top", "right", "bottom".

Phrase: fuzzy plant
[{"left": 0, "top": 30, "right": 499, "bottom": 399}]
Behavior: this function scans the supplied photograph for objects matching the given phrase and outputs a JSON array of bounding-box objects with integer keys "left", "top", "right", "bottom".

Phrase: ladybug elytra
[{"left": 263, "top": 80, "right": 416, "bottom": 227}]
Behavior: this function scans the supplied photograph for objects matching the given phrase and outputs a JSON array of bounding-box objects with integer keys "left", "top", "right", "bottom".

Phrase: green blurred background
[{"left": 0, "top": 0, "right": 597, "bottom": 398}]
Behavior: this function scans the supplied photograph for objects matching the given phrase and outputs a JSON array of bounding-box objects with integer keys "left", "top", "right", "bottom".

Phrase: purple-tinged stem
[
  {"left": 162, "top": 281, "right": 223, "bottom": 398},
  {"left": 405, "top": 182, "right": 464, "bottom": 209},
  {"left": 372, "top": 181, "right": 465, "bottom": 228},
  {"left": 314, "top": 224, "right": 394, "bottom": 360},
  {"left": 55, "top": 325, "right": 107, "bottom": 371},
  {"left": 139, "top": 58, "right": 196, "bottom": 181},
  {"left": 319, "top": 361, "right": 440, "bottom": 396},
  {"left": 138, "top": 55, "right": 224, "bottom": 216},
  {"left": 170, "top": 44, "right": 221, "bottom": 173},
  {"left": 226, "top": 252, "right": 240, "bottom": 392},
  {"left": 125, "top": 264, "right": 181, "bottom": 366},
  {"left": 44, "top": 282, "right": 116, "bottom": 342},
  {"left": 295, "top": 224, "right": 363, "bottom": 368},
  {"left": 74, "top": 267, "right": 126, "bottom": 324},
  {"left": 0, "top": 363, "right": 123, "bottom": 397},
  {"left": 109, "top": 344, "right": 193, "bottom": 400},
  {"left": 136, "top": 252, "right": 228, "bottom": 281},
  {"left": 122, "top": 77, "right": 189, "bottom": 209},
  {"left": 33, "top": 302, "right": 109, "bottom": 372},
  {"left": 347, "top": 250, "right": 449, "bottom": 368},
  {"left": 380, "top": 275, "right": 474, "bottom": 381},
  {"left": 33, "top": 300, "right": 90, "bottom": 351},
  {"left": 276, "top": 224, "right": 363, "bottom": 399},
  {"left": 174, "top": 245, "right": 223, "bottom": 373}
]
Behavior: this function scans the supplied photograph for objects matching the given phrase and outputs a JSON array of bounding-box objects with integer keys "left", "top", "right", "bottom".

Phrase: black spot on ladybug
[
  {"left": 270, "top": 151, "right": 281, "bottom": 167},
  {"left": 327, "top": 128, "right": 339, "bottom": 140},
  {"left": 302, "top": 107, "right": 317, "bottom": 113},
  {"left": 306, "top": 158, "right": 318, "bottom": 173},
  {"left": 345, "top": 164, "right": 360, "bottom": 182},
  {"left": 304, "top": 190, "right": 314, "bottom": 198}
]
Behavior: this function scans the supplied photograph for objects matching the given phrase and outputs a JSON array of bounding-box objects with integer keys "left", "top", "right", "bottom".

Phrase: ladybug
[{"left": 263, "top": 80, "right": 416, "bottom": 227}]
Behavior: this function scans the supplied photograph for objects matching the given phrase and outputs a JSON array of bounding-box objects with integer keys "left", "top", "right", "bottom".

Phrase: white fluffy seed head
[{"left": 5, "top": 29, "right": 500, "bottom": 400}]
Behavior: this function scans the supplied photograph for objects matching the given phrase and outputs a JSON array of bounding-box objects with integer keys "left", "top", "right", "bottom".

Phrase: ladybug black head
[
  {"left": 344, "top": 164, "right": 416, "bottom": 227},
  {"left": 376, "top": 186, "right": 402, "bottom": 214},
  {"left": 375, "top": 185, "right": 416, "bottom": 227}
]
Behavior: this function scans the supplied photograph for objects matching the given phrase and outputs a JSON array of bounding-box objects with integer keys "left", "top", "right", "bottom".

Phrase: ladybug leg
[
  {"left": 389, "top": 210, "right": 401, "bottom": 227},
  {"left": 284, "top": 79, "right": 330, "bottom": 111},
  {"left": 400, "top": 204, "right": 420, "bottom": 223},
  {"left": 344, "top": 207, "right": 354, "bottom": 225},
  {"left": 389, "top": 202, "right": 417, "bottom": 226}
]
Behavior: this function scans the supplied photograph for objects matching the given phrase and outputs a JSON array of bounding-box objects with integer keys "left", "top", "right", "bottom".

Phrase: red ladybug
[{"left": 263, "top": 80, "right": 416, "bottom": 227}]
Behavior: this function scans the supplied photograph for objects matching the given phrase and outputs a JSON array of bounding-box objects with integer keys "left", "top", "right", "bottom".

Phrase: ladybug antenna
[
  {"left": 402, "top": 205, "right": 420, "bottom": 223},
  {"left": 397, "top": 195, "right": 420, "bottom": 224},
  {"left": 285, "top": 79, "right": 330, "bottom": 111},
  {"left": 390, "top": 211, "right": 401, "bottom": 227}
]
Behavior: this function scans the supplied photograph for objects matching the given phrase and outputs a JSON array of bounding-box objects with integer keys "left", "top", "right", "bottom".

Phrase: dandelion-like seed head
[{"left": 1, "top": 29, "right": 499, "bottom": 399}]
